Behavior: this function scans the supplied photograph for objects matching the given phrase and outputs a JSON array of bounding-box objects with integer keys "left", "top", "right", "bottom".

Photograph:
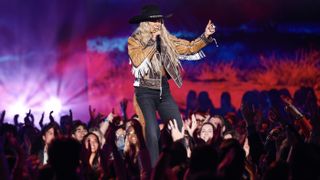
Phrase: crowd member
[
  {"left": 89, "top": 127, "right": 105, "bottom": 148},
  {"left": 71, "top": 120, "right": 88, "bottom": 142},
  {"left": 199, "top": 122, "right": 215, "bottom": 143},
  {"left": 37, "top": 122, "right": 60, "bottom": 166},
  {"left": 82, "top": 132, "right": 104, "bottom": 179},
  {"left": 38, "top": 137, "right": 82, "bottom": 180}
]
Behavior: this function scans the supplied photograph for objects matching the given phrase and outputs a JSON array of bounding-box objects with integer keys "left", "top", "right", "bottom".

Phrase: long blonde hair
[{"left": 132, "top": 22, "right": 182, "bottom": 70}]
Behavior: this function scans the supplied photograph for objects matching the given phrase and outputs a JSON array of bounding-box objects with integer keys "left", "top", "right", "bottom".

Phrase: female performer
[{"left": 128, "top": 4, "right": 216, "bottom": 166}]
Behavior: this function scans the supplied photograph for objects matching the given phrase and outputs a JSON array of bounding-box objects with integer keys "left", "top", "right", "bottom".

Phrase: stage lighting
[
  {"left": 7, "top": 101, "right": 29, "bottom": 118},
  {"left": 43, "top": 97, "right": 62, "bottom": 114}
]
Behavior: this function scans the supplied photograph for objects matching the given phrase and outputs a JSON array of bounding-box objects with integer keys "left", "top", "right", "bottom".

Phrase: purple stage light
[
  {"left": 43, "top": 97, "right": 63, "bottom": 115},
  {"left": 7, "top": 100, "right": 28, "bottom": 121}
]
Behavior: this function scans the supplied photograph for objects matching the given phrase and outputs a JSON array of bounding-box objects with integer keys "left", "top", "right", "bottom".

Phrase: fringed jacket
[{"left": 128, "top": 32, "right": 213, "bottom": 90}]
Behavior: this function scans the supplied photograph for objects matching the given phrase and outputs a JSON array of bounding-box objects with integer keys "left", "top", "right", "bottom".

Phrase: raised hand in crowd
[
  {"left": 30, "top": 112, "right": 35, "bottom": 126},
  {"left": 106, "top": 112, "right": 115, "bottom": 123},
  {"left": 39, "top": 112, "right": 45, "bottom": 129},
  {"left": 89, "top": 105, "right": 107, "bottom": 128},
  {"left": 14, "top": 114, "right": 19, "bottom": 126},
  {"left": 100, "top": 112, "right": 115, "bottom": 135},
  {"left": 24, "top": 109, "right": 33, "bottom": 126},
  {"left": 49, "top": 111, "right": 55, "bottom": 123},
  {"left": 168, "top": 119, "right": 185, "bottom": 142},
  {"left": 184, "top": 114, "right": 197, "bottom": 137},
  {"left": 120, "top": 98, "right": 128, "bottom": 121},
  {"left": 0, "top": 110, "right": 5, "bottom": 125},
  {"left": 69, "top": 109, "right": 73, "bottom": 121}
]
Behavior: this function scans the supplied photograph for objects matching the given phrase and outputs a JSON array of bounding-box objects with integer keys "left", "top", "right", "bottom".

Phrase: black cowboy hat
[{"left": 129, "top": 4, "right": 172, "bottom": 24}]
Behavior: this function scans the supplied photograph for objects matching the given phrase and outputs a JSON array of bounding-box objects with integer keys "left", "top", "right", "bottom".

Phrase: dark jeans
[{"left": 135, "top": 77, "right": 183, "bottom": 167}]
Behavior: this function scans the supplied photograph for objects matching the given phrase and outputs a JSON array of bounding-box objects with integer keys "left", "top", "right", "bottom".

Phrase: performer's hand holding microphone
[
  {"left": 156, "top": 35, "right": 161, "bottom": 53},
  {"left": 152, "top": 28, "right": 161, "bottom": 41},
  {"left": 152, "top": 29, "right": 161, "bottom": 53}
]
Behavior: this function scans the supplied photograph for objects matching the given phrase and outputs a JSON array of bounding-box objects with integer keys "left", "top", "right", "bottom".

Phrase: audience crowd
[{"left": 1, "top": 86, "right": 319, "bottom": 180}]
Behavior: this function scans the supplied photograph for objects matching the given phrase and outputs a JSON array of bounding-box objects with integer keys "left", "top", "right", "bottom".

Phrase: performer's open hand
[
  {"left": 204, "top": 20, "right": 216, "bottom": 38},
  {"left": 184, "top": 114, "right": 197, "bottom": 137}
]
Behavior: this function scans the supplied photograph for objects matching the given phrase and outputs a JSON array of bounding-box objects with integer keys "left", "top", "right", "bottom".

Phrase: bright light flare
[
  {"left": 7, "top": 100, "right": 29, "bottom": 120},
  {"left": 43, "top": 97, "right": 62, "bottom": 115}
]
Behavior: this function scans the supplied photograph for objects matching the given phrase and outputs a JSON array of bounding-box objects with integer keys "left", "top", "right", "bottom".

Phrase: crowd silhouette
[{"left": 0, "top": 86, "right": 320, "bottom": 180}]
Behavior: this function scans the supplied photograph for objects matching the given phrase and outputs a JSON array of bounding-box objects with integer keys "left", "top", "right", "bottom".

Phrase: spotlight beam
[
  {"left": 25, "top": 71, "right": 57, "bottom": 103},
  {"left": 64, "top": 85, "right": 88, "bottom": 105}
]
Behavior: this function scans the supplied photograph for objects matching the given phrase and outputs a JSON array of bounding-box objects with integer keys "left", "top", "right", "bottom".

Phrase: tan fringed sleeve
[
  {"left": 128, "top": 36, "right": 157, "bottom": 67},
  {"left": 170, "top": 34, "right": 212, "bottom": 55}
]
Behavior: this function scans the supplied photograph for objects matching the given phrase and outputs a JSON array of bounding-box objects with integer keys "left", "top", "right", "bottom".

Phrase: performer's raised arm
[{"left": 170, "top": 20, "right": 216, "bottom": 56}]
